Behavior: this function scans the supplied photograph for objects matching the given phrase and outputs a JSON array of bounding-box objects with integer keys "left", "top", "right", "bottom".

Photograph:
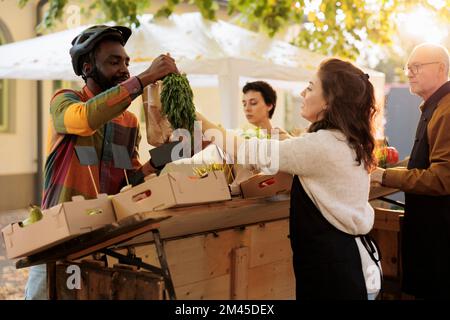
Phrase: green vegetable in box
[
  {"left": 240, "top": 127, "right": 271, "bottom": 139},
  {"left": 193, "top": 164, "right": 234, "bottom": 184},
  {"left": 19, "top": 204, "right": 43, "bottom": 227},
  {"left": 85, "top": 208, "right": 103, "bottom": 216}
]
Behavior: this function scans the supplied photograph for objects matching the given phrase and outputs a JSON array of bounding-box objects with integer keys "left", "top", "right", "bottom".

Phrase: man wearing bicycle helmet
[{"left": 24, "top": 25, "right": 179, "bottom": 300}]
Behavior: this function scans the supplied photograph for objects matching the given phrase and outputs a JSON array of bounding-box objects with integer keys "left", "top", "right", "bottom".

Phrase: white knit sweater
[{"left": 241, "top": 129, "right": 374, "bottom": 235}]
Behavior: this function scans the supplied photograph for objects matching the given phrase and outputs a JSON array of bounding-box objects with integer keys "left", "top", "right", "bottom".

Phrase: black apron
[
  {"left": 289, "top": 175, "right": 367, "bottom": 300},
  {"left": 402, "top": 82, "right": 450, "bottom": 299}
]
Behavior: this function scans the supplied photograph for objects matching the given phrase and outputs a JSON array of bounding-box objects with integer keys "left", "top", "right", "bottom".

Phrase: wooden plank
[
  {"left": 371, "top": 208, "right": 403, "bottom": 279},
  {"left": 119, "top": 198, "right": 290, "bottom": 247},
  {"left": 47, "top": 262, "right": 57, "bottom": 300},
  {"left": 370, "top": 228, "right": 400, "bottom": 279},
  {"left": 370, "top": 207, "right": 404, "bottom": 297},
  {"left": 247, "top": 257, "right": 295, "bottom": 300},
  {"left": 66, "top": 222, "right": 161, "bottom": 261},
  {"left": 111, "top": 269, "right": 136, "bottom": 299},
  {"left": 87, "top": 266, "right": 113, "bottom": 299},
  {"left": 78, "top": 265, "right": 89, "bottom": 300},
  {"left": 108, "top": 227, "right": 251, "bottom": 298},
  {"left": 248, "top": 220, "right": 292, "bottom": 268},
  {"left": 55, "top": 261, "right": 164, "bottom": 300},
  {"left": 373, "top": 208, "right": 403, "bottom": 232},
  {"left": 112, "top": 220, "right": 294, "bottom": 299},
  {"left": 230, "top": 246, "right": 249, "bottom": 300},
  {"left": 16, "top": 216, "right": 169, "bottom": 269},
  {"left": 175, "top": 274, "right": 231, "bottom": 300},
  {"left": 136, "top": 228, "right": 249, "bottom": 287},
  {"left": 135, "top": 273, "right": 164, "bottom": 300},
  {"left": 55, "top": 263, "right": 76, "bottom": 300}
]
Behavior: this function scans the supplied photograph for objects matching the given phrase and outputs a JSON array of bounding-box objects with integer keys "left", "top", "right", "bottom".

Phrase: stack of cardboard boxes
[
  {"left": 2, "top": 158, "right": 293, "bottom": 259},
  {"left": 1, "top": 171, "right": 232, "bottom": 259}
]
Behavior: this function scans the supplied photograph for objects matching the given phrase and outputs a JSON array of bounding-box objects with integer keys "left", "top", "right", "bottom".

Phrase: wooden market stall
[
  {"left": 105, "top": 185, "right": 402, "bottom": 300},
  {"left": 111, "top": 196, "right": 294, "bottom": 300},
  {"left": 9, "top": 181, "right": 402, "bottom": 300}
]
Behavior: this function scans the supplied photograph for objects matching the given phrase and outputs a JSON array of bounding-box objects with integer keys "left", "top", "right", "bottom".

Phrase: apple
[
  {"left": 385, "top": 146, "right": 399, "bottom": 165},
  {"left": 375, "top": 145, "right": 399, "bottom": 168}
]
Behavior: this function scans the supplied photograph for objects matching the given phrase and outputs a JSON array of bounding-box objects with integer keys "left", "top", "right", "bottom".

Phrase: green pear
[{"left": 20, "top": 205, "right": 43, "bottom": 227}]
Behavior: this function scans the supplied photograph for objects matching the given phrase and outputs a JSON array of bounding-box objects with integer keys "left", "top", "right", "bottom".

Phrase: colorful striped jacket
[{"left": 42, "top": 77, "right": 145, "bottom": 209}]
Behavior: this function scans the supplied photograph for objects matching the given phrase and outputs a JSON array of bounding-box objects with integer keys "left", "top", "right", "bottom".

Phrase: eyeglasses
[{"left": 403, "top": 62, "right": 441, "bottom": 76}]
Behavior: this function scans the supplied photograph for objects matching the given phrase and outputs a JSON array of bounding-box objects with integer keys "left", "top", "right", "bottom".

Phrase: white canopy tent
[{"left": 0, "top": 12, "right": 385, "bottom": 128}]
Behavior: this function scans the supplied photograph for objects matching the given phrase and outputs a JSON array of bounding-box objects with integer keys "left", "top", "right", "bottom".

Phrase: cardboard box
[
  {"left": 2, "top": 194, "right": 116, "bottom": 259},
  {"left": 112, "top": 171, "right": 231, "bottom": 221},
  {"left": 240, "top": 172, "right": 293, "bottom": 199}
]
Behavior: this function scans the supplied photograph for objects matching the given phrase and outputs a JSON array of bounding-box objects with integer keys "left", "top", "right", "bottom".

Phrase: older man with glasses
[{"left": 372, "top": 43, "right": 450, "bottom": 299}]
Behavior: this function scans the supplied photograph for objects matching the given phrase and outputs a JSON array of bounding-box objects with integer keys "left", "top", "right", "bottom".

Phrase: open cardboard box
[
  {"left": 239, "top": 172, "right": 293, "bottom": 199},
  {"left": 160, "top": 144, "right": 235, "bottom": 184},
  {"left": 112, "top": 171, "right": 231, "bottom": 221},
  {"left": 2, "top": 194, "right": 116, "bottom": 259}
]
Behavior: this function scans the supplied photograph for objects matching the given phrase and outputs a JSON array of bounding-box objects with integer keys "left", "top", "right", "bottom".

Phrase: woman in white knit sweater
[{"left": 195, "top": 58, "right": 377, "bottom": 299}]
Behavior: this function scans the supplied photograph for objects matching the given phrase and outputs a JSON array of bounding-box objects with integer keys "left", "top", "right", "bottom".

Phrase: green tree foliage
[{"left": 18, "top": 0, "right": 450, "bottom": 59}]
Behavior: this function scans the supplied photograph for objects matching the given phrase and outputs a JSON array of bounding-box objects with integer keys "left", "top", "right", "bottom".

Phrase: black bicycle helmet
[{"left": 69, "top": 25, "right": 132, "bottom": 76}]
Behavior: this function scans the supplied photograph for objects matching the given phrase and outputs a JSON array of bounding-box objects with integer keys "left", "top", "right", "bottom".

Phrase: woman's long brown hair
[{"left": 308, "top": 58, "right": 378, "bottom": 171}]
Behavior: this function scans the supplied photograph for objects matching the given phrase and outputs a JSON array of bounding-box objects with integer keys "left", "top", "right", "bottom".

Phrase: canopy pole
[{"left": 218, "top": 59, "right": 240, "bottom": 129}]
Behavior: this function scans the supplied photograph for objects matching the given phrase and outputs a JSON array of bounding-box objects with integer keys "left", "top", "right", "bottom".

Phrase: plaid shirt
[{"left": 42, "top": 77, "right": 145, "bottom": 209}]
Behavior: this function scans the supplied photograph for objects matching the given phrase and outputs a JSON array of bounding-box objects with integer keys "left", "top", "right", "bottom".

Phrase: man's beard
[{"left": 89, "top": 66, "right": 127, "bottom": 91}]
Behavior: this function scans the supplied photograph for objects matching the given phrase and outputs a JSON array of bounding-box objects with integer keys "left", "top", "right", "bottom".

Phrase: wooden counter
[
  {"left": 110, "top": 196, "right": 295, "bottom": 300},
  {"left": 17, "top": 184, "right": 401, "bottom": 300},
  {"left": 107, "top": 186, "right": 401, "bottom": 300}
]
